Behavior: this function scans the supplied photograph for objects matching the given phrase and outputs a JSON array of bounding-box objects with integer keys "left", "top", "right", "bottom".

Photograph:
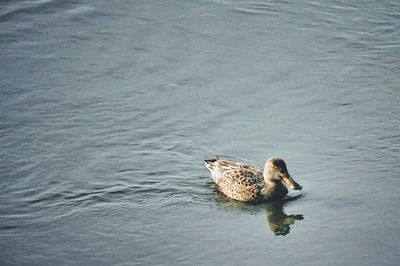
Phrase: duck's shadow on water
[{"left": 213, "top": 189, "right": 304, "bottom": 236}]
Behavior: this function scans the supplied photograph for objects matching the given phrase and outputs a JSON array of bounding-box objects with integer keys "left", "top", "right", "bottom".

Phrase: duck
[{"left": 204, "top": 156, "right": 302, "bottom": 202}]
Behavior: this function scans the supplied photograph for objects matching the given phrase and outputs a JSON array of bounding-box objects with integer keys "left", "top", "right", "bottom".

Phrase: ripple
[
  {"left": 0, "top": 0, "right": 60, "bottom": 22},
  {"left": 231, "top": 2, "right": 279, "bottom": 16},
  {"left": 1, "top": 0, "right": 400, "bottom": 264}
]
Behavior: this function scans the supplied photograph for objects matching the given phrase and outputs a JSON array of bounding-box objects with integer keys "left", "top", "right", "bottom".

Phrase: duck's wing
[
  {"left": 216, "top": 168, "right": 264, "bottom": 202},
  {"left": 216, "top": 160, "right": 262, "bottom": 172},
  {"left": 214, "top": 159, "right": 243, "bottom": 170},
  {"left": 222, "top": 168, "right": 263, "bottom": 186},
  {"left": 205, "top": 158, "right": 263, "bottom": 181}
]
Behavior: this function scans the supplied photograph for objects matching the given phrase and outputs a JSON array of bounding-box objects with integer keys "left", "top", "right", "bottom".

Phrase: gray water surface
[{"left": 1, "top": 0, "right": 400, "bottom": 265}]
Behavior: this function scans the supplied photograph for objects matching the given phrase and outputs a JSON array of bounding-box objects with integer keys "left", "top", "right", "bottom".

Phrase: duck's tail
[{"left": 204, "top": 155, "right": 220, "bottom": 171}]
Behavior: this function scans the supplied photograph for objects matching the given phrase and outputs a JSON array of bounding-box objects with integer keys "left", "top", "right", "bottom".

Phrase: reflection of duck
[
  {"left": 213, "top": 191, "right": 304, "bottom": 236},
  {"left": 265, "top": 200, "right": 303, "bottom": 236},
  {"left": 205, "top": 157, "right": 302, "bottom": 202}
]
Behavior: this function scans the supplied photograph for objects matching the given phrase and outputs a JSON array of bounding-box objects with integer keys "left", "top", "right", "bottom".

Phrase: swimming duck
[{"left": 204, "top": 157, "right": 302, "bottom": 202}]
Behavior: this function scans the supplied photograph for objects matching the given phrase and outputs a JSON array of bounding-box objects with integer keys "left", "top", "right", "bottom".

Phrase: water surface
[{"left": 1, "top": 0, "right": 400, "bottom": 265}]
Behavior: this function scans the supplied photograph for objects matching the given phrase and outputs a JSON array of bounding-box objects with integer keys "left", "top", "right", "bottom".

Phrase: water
[{"left": 1, "top": 0, "right": 399, "bottom": 265}]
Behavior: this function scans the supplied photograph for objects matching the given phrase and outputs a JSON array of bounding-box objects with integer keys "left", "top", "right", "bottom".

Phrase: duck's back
[{"left": 204, "top": 158, "right": 264, "bottom": 202}]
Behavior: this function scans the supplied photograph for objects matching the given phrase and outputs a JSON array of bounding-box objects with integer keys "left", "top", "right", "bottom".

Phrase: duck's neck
[
  {"left": 263, "top": 179, "right": 288, "bottom": 199},
  {"left": 265, "top": 179, "right": 283, "bottom": 189},
  {"left": 263, "top": 168, "right": 287, "bottom": 195},
  {"left": 263, "top": 167, "right": 276, "bottom": 185}
]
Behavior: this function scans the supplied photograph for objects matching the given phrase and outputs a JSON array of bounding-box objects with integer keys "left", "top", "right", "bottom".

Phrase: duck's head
[{"left": 264, "top": 157, "right": 302, "bottom": 190}]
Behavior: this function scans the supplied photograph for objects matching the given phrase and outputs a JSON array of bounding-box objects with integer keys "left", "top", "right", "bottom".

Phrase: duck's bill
[{"left": 282, "top": 175, "right": 302, "bottom": 190}]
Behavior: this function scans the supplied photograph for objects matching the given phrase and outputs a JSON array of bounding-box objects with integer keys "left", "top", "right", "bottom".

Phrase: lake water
[{"left": 1, "top": 0, "right": 400, "bottom": 265}]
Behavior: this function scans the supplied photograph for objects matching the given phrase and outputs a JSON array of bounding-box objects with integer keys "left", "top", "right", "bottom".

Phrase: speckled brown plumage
[{"left": 204, "top": 157, "right": 302, "bottom": 202}]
